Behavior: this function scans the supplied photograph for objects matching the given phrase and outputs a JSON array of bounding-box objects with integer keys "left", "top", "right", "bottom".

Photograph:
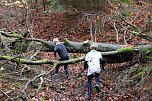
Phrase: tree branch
[
  {"left": 122, "top": 18, "right": 152, "bottom": 42},
  {"left": 0, "top": 44, "right": 151, "bottom": 65},
  {"left": 0, "top": 89, "right": 14, "bottom": 100}
]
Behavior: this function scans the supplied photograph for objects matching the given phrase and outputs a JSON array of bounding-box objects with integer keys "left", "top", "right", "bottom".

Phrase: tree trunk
[
  {"left": 0, "top": 31, "right": 151, "bottom": 65},
  {"left": 11, "top": 38, "right": 123, "bottom": 53},
  {"left": 0, "top": 44, "right": 151, "bottom": 65}
]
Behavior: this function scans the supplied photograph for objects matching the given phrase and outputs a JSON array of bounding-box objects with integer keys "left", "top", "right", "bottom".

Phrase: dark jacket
[{"left": 54, "top": 43, "right": 69, "bottom": 60}]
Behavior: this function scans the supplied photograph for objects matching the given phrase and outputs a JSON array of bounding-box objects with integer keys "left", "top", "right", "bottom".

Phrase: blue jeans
[{"left": 87, "top": 73, "right": 100, "bottom": 97}]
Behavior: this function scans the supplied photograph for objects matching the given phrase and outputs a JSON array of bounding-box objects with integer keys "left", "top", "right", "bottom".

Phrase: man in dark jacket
[{"left": 53, "top": 38, "right": 69, "bottom": 79}]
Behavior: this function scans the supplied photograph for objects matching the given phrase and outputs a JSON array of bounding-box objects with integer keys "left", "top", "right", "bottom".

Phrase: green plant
[{"left": 48, "top": 0, "right": 64, "bottom": 12}]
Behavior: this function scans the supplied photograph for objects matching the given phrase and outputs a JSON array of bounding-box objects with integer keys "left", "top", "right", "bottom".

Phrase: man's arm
[
  {"left": 84, "top": 61, "right": 88, "bottom": 70},
  {"left": 100, "top": 58, "right": 105, "bottom": 72}
]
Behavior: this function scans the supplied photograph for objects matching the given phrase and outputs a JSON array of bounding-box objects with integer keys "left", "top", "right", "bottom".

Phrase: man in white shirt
[{"left": 84, "top": 43, "right": 105, "bottom": 99}]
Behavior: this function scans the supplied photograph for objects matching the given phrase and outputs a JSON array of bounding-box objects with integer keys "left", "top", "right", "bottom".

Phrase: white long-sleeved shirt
[{"left": 85, "top": 50, "right": 102, "bottom": 75}]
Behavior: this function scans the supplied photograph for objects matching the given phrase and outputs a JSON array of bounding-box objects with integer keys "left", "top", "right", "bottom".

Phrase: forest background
[{"left": 0, "top": 0, "right": 152, "bottom": 100}]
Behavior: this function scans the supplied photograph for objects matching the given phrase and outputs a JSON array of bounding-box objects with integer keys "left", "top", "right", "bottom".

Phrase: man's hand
[
  {"left": 101, "top": 67, "right": 104, "bottom": 73},
  {"left": 84, "top": 61, "right": 88, "bottom": 70},
  {"left": 100, "top": 58, "right": 105, "bottom": 73}
]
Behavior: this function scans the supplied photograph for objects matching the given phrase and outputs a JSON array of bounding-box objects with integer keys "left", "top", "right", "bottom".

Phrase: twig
[
  {"left": 123, "top": 7, "right": 143, "bottom": 45},
  {"left": 0, "top": 13, "right": 12, "bottom": 32},
  {"left": 36, "top": 77, "right": 44, "bottom": 93},
  {"left": 0, "top": 69, "right": 30, "bottom": 78},
  {"left": 0, "top": 89, "right": 13, "bottom": 101},
  {"left": 20, "top": 72, "right": 48, "bottom": 100},
  {"left": 21, "top": 72, "right": 48, "bottom": 93},
  {"left": 87, "top": 15, "right": 94, "bottom": 41},
  {"left": 113, "top": 22, "right": 119, "bottom": 44},
  {"left": 121, "top": 19, "right": 152, "bottom": 42},
  {"left": 107, "top": 0, "right": 120, "bottom": 15},
  {"left": 94, "top": 21, "right": 97, "bottom": 42},
  {"left": 29, "top": 52, "right": 38, "bottom": 61}
]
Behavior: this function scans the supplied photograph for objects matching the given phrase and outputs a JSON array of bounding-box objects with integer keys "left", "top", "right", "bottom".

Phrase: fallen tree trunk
[
  {"left": 0, "top": 31, "right": 123, "bottom": 52},
  {"left": 7, "top": 38, "right": 123, "bottom": 53},
  {"left": 0, "top": 31, "right": 151, "bottom": 65},
  {"left": 0, "top": 44, "right": 151, "bottom": 65}
]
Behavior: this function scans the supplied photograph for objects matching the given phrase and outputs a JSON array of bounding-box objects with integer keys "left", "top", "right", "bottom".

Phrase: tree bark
[
  {"left": 0, "top": 31, "right": 151, "bottom": 65},
  {"left": 0, "top": 44, "right": 151, "bottom": 64},
  {"left": 8, "top": 38, "right": 123, "bottom": 53}
]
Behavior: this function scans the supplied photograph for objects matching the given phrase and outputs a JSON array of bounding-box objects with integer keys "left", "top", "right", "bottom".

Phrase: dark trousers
[
  {"left": 55, "top": 57, "right": 69, "bottom": 75},
  {"left": 87, "top": 73, "right": 100, "bottom": 97}
]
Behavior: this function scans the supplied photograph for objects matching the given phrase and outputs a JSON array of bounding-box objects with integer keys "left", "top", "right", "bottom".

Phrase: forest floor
[
  {"left": 0, "top": 61, "right": 152, "bottom": 101},
  {"left": 0, "top": 2, "right": 152, "bottom": 101}
]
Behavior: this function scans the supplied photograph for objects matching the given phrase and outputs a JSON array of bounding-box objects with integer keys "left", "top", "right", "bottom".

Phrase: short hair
[
  {"left": 90, "top": 44, "right": 98, "bottom": 50},
  {"left": 53, "top": 38, "right": 59, "bottom": 43}
]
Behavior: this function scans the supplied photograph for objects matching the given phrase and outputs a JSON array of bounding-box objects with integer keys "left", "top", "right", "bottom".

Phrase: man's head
[
  {"left": 90, "top": 43, "right": 98, "bottom": 50},
  {"left": 53, "top": 38, "right": 59, "bottom": 44}
]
